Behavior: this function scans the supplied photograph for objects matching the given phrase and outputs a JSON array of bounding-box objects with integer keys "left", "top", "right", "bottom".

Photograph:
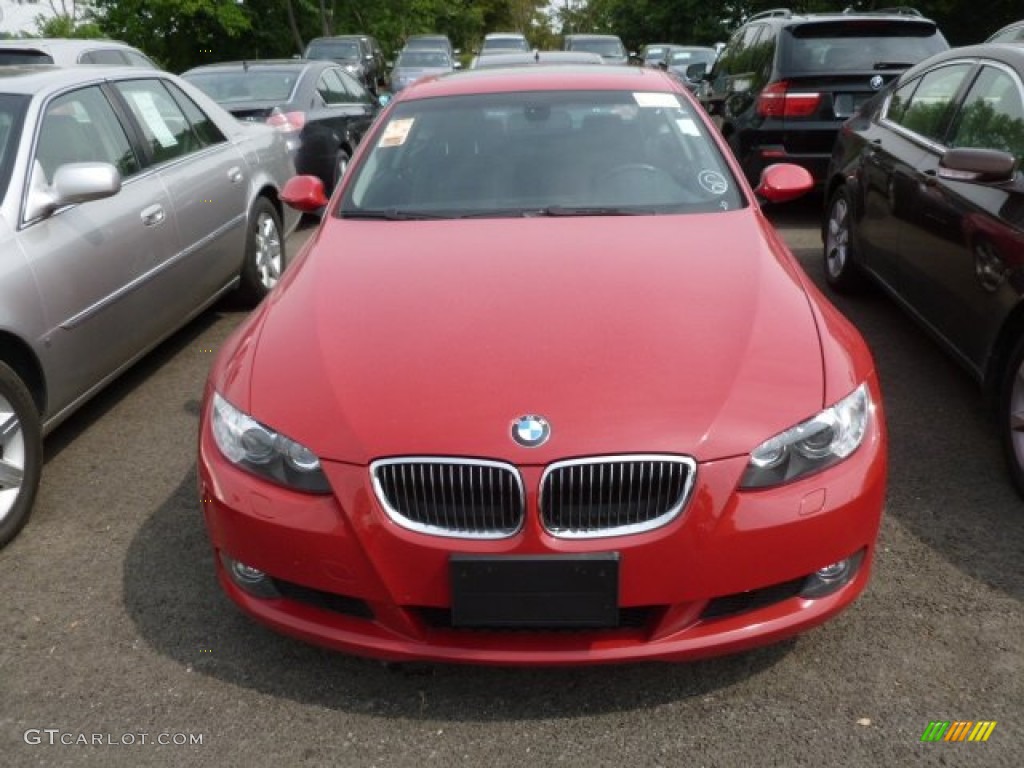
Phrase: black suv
[
  {"left": 305, "top": 35, "right": 388, "bottom": 93},
  {"left": 702, "top": 8, "right": 949, "bottom": 185}
]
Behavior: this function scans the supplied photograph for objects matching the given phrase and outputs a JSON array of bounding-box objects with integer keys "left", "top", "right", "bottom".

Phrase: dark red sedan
[{"left": 198, "top": 66, "right": 887, "bottom": 665}]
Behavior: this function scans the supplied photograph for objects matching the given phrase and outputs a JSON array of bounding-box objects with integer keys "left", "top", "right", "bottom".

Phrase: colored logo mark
[{"left": 920, "top": 721, "right": 997, "bottom": 742}]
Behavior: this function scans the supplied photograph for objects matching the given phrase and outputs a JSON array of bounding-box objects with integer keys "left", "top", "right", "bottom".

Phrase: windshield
[
  {"left": 571, "top": 39, "right": 626, "bottom": 58},
  {"left": 669, "top": 50, "right": 715, "bottom": 67},
  {"left": 184, "top": 70, "right": 300, "bottom": 103},
  {"left": 0, "top": 94, "right": 29, "bottom": 204},
  {"left": 482, "top": 37, "right": 529, "bottom": 52},
  {"left": 397, "top": 51, "right": 451, "bottom": 69},
  {"left": 340, "top": 90, "right": 744, "bottom": 218},
  {"left": 782, "top": 22, "right": 948, "bottom": 73},
  {"left": 306, "top": 41, "right": 361, "bottom": 61}
]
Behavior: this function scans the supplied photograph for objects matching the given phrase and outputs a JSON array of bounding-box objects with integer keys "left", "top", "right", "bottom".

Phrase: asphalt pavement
[{"left": 1, "top": 207, "right": 1021, "bottom": 768}]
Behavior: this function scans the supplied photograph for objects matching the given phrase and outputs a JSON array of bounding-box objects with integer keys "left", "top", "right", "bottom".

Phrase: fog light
[
  {"left": 801, "top": 549, "right": 865, "bottom": 599},
  {"left": 220, "top": 553, "right": 280, "bottom": 599}
]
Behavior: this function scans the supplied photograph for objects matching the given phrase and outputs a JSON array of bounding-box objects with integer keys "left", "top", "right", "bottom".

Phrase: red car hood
[{"left": 248, "top": 213, "right": 824, "bottom": 464}]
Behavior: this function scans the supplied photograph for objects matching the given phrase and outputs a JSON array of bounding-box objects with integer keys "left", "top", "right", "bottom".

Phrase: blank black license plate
[{"left": 450, "top": 554, "right": 620, "bottom": 628}]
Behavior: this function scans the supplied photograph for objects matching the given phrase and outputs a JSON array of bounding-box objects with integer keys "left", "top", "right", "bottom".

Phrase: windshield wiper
[
  {"left": 533, "top": 206, "right": 650, "bottom": 217},
  {"left": 341, "top": 208, "right": 452, "bottom": 220},
  {"left": 872, "top": 61, "right": 912, "bottom": 70}
]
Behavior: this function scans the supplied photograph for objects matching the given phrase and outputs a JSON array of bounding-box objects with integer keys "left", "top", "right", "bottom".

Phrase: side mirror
[
  {"left": 938, "top": 147, "right": 1017, "bottom": 184},
  {"left": 453, "top": 61, "right": 462, "bottom": 70},
  {"left": 25, "top": 161, "right": 121, "bottom": 221},
  {"left": 754, "top": 163, "right": 813, "bottom": 205},
  {"left": 281, "top": 175, "right": 329, "bottom": 212}
]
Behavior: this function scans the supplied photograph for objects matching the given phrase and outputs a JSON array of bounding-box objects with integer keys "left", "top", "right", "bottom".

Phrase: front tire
[
  {"left": 999, "top": 334, "right": 1024, "bottom": 499},
  {"left": 236, "top": 197, "right": 285, "bottom": 306},
  {"left": 0, "top": 361, "right": 42, "bottom": 549},
  {"left": 823, "top": 187, "right": 865, "bottom": 293}
]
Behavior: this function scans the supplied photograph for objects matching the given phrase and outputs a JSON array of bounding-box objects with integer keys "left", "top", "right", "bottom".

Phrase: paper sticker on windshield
[
  {"left": 675, "top": 118, "right": 700, "bottom": 137},
  {"left": 633, "top": 92, "right": 680, "bottom": 108},
  {"left": 379, "top": 118, "right": 414, "bottom": 147},
  {"left": 698, "top": 170, "right": 729, "bottom": 195}
]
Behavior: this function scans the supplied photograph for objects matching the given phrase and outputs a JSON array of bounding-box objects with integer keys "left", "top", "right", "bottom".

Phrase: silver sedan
[{"left": 0, "top": 65, "right": 299, "bottom": 547}]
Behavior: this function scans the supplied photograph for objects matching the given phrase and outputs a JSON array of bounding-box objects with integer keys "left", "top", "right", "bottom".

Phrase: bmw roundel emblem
[
  {"left": 870, "top": 75, "right": 884, "bottom": 91},
  {"left": 511, "top": 415, "right": 550, "bottom": 448}
]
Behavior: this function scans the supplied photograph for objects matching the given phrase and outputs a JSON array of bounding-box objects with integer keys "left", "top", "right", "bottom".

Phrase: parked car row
[{"left": 0, "top": 66, "right": 299, "bottom": 547}]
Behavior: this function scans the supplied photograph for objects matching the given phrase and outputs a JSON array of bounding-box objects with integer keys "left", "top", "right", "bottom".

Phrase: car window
[
  {"left": 317, "top": 69, "right": 349, "bottom": 104},
  {"left": 113, "top": 79, "right": 202, "bottom": 165},
  {"left": 398, "top": 51, "right": 451, "bottom": 68},
  {"left": 164, "top": 81, "right": 226, "bottom": 147},
  {"left": 988, "top": 25, "right": 1024, "bottom": 43},
  {"left": 718, "top": 24, "right": 765, "bottom": 76},
  {"left": 336, "top": 69, "right": 370, "bottom": 103},
  {"left": 948, "top": 65, "right": 1024, "bottom": 161},
  {"left": 0, "top": 50, "right": 54, "bottom": 65},
  {"left": 343, "top": 90, "right": 744, "bottom": 217},
  {"left": 34, "top": 86, "right": 140, "bottom": 183},
  {"left": 80, "top": 49, "right": 129, "bottom": 65},
  {"left": 124, "top": 50, "right": 157, "bottom": 68},
  {"left": 0, "top": 94, "right": 29, "bottom": 203},
  {"left": 781, "top": 21, "right": 947, "bottom": 74},
  {"left": 307, "top": 40, "right": 361, "bottom": 62},
  {"left": 887, "top": 63, "right": 971, "bottom": 142},
  {"left": 570, "top": 38, "right": 625, "bottom": 58}
]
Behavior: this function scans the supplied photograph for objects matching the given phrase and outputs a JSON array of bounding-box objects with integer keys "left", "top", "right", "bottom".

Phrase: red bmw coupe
[{"left": 198, "top": 66, "right": 887, "bottom": 665}]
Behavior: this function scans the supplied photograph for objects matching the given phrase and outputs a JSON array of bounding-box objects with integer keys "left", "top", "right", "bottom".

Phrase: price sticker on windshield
[
  {"left": 379, "top": 118, "right": 415, "bottom": 147},
  {"left": 633, "top": 92, "right": 681, "bottom": 108}
]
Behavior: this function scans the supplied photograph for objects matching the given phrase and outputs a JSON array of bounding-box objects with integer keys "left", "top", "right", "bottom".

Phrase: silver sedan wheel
[
  {"left": 253, "top": 211, "right": 283, "bottom": 291},
  {"left": 0, "top": 395, "right": 25, "bottom": 524},
  {"left": 825, "top": 195, "right": 850, "bottom": 280}
]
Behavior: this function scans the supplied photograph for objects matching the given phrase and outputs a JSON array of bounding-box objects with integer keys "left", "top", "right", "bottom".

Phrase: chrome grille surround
[
  {"left": 539, "top": 454, "right": 697, "bottom": 539},
  {"left": 370, "top": 457, "right": 525, "bottom": 539}
]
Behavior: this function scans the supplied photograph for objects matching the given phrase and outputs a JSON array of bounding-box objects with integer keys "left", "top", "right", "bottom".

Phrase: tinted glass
[
  {"left": 81, "top": 49, "right": 128, "bottom": 65},
  {"left": 948, "top": 66, "right": 1024, "bottom": 160},
  {"left": 482, "top": 37, "right": 529, "bottom": 52},
  {"left": 397, "top": 51, "right": 452, "bottom": 68},
  {"left": 317, "top": 69, "right": 348, "bottom": 104},
  {"left": 337, "top": 69, "right": 370, "bottom": 102},
  {"left": 342, "top": 90, "right": 743, "bottom": 217},
  {"left": 569, "top": 39, "right": 626, "bottom": 57},
  {"left": 184, "top": 69, "right": 299, "bottom": 103},
  {"left": 165, "top": 81, "right": 225, "bottom": 146},
  {"left": 0, "top": 50, "right": 53, "bottom": 65},
  {"left": 306, "top": 40, "right": 361, "bottom": 61},
  {"left": 780, "top": 21, "right": 947, "bottom": 73},
  {"left": 0, "top": 94, "right": 29, "bottom": 202},
  {"left": 114, "top": 79, "right": 201, "bottom": 164},
  {"left": 35, "top": 86, "right": 139, "bottom": 182},
  {"left": 889, "top": 64, "right": 971, "bottom": 141}
]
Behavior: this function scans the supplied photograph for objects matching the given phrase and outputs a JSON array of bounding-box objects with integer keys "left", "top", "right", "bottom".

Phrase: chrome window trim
[
  {"left": 878, "top": 58, "right": 976, "bottom": 154},
  {"left": 539, "top": 454, "right": 698, "bottom": 539},
  {"left": 370, "top": 456, "right": 525, "bottom": 540}
]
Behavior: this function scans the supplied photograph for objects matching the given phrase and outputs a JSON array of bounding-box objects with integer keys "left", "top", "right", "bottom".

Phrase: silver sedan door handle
[
  {"left": 140, "top": 204, "right": 165, "bottom": 226},
  {"left": 228, "top": 167, "right": 244, "bottom": 183}
]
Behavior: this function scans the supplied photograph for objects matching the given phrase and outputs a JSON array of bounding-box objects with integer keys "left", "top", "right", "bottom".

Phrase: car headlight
[
  {"left": 210, "top": 392, "right": 330, "bottom": 494},
  {"left": 740, "top": 383, "right": 871, "bottom": 489}
]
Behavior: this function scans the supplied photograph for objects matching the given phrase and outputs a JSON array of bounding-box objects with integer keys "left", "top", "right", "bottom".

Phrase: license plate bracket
[{"left": 450, "top": 553, "right": 620, "bottom": 628}]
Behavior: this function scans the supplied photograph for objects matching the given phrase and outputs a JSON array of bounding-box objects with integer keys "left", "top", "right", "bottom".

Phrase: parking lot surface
[{"left": 2, "top": 207, "right": 1021, "bottom": 767}]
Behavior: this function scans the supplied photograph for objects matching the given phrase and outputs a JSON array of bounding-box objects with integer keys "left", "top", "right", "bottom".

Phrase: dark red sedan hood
[{"left": 249, "top": 213, "right": 824, "bottom": 464}]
